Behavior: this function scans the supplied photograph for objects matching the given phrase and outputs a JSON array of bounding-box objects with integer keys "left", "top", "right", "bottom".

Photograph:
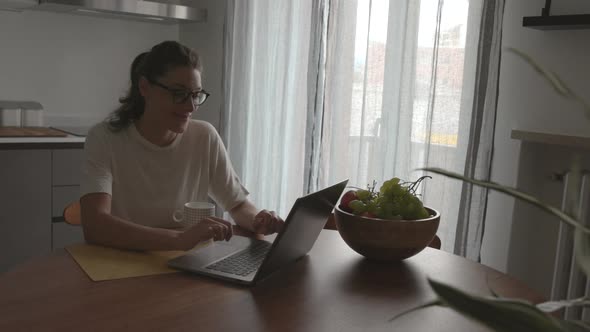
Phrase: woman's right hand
[{"left": 176, "top": 217, "right": 233, "bottom": 251}]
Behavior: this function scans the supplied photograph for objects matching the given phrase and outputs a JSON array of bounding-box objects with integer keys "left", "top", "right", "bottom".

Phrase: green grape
[
  {"left": 388, "top": 178, "right": 401, "bottom": 186},
  {"left": 391, "top": 201, "right": 402, "bottom": 217},
  {"left": 391, "top": 184, "right": 406, "bottom": 197},
  {"left": 356, "top": 189, "right": 371, "bottom": 201},
  {"left": 381, "top": 191, "right": 394, "bottom": 201},
  {"left": 400, "top": 200, "right": 417, "bottom": 219},
  {"left": 401, "top": 196, "right": 428, "bottom": 219},
  {"left": 380, "top": 201, "right": 394, "bottom": 217},
  {"left": 416, "top": 195, "right": 424, "bottom": 205},
  {"left": 349, "top": 200, "right": 367, "bottom": 215},
  {"left": 366, "top": 200, "right": 378, "bottom": 214},
  {"left": 416, "top": 207, "right": 429, "bottom": 219},
  {"left": 373, "top": 206, "right": 383, "bottom": 218},
  {"left": 366, "top": 176, "right": 431, "bottom": 220},
  {"left": 373, "top": 194, "right": 383, "bottom": 205},
  {"left": 379, "top": 178, "right": 399, "bottom": 194},
  {"left": 412, "top": 196, "right": 429, "bottom": 219}
]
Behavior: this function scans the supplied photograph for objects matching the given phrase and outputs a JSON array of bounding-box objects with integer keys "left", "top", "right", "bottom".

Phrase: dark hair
[{"left": 107, "top": 40, "right": 202, "bottom": 131}]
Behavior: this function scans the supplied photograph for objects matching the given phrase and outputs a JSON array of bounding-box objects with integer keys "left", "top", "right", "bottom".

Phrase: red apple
[{"left": 339, "top": 190, "right": 358, "bottom": 212}]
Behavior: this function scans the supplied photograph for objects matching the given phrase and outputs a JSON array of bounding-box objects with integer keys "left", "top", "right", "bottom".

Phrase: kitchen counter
[{"left": 0, "top": 135, "right": 85, "bottom": 150}]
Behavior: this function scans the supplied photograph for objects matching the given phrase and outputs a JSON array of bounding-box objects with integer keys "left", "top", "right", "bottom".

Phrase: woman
[{"left": 80, "top": 40, "right": 284, "bottom": 251}]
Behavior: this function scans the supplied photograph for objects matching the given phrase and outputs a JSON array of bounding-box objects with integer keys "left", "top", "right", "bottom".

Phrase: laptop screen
[{"left": 255, "top": 179, "right": 348, "bottom": 281}]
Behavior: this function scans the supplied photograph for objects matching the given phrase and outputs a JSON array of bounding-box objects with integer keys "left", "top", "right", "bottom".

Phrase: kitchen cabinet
[
  {"left": 51, "top": 149, "right": 85, "bottom": 251},
  {"left": 0, "top": 150, "right": 52, "bottom": 272},
  {"left": 0, "top": 144, "right": 85, "bottom": 273}
]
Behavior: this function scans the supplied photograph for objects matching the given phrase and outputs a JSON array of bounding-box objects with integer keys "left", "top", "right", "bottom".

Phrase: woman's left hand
[{"left": 252, "top": 210, "right": 284, "bottom": 235}]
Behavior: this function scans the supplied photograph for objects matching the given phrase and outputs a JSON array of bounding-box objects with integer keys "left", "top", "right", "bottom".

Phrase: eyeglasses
[{"left": 148, "top": 79, "right": 210, "bottom": 106}]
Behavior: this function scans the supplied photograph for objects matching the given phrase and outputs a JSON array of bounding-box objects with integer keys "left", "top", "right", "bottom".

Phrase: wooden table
[{"left": 0, "top": 231, "right": 542, "bottom": 332}]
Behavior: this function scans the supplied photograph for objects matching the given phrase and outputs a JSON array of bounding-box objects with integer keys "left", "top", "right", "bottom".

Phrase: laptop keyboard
[{"left": 206, "top": 241, "right": 272, "bottom": 276}]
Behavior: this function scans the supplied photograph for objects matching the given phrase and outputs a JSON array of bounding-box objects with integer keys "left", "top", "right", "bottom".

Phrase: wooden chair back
[{"left": 63, "top": 201, "right": 82, "bottom": 226}]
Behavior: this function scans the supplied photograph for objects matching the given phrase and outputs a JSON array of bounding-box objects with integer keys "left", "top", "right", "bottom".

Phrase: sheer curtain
[
  {"left": 221, "top": 0, "right": 313, "bottom": 216},
  {"left": 222, "top": 0, "right": 504, "bottom": 260},
  {"left": 314, "top": 0, "right": 491, "bottom": 256}
]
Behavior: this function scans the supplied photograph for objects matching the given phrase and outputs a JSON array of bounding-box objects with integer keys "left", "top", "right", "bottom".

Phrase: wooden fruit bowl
[{"left": 334, "top": 205, "right": 440, "bottom": 262}]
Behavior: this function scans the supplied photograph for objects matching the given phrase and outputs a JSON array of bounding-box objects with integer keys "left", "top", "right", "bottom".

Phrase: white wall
[
  {"left": 0, "top": 10, "right": 178, "bottom": 126},
  {"left": 179, "top": 0, "right": 227, "bottom": 129},
  {"left": 481, "top": 0, "right": 590, "bottom": 280}
]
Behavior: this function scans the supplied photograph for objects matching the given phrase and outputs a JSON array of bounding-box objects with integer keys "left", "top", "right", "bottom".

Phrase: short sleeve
[
  {"left": 80, "top": 123, "right": 113, "bottom": 198},
  {"left": 206, "top": 124, "right": 249, "bottom": 211}
]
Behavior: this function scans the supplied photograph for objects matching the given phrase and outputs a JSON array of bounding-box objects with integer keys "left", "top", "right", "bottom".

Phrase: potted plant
[{"left": 390, "top": 48, "right": 590, "bottom": 331}]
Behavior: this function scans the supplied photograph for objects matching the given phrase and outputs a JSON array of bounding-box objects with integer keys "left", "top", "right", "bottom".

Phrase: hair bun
[{"left": 130, "top": 52, "right": 150, "bottom": 80}]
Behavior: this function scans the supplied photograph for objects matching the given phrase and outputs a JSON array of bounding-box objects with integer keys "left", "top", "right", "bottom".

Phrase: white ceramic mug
[{"left": 173, "top": 202, "right": 215, "bottom": 227}]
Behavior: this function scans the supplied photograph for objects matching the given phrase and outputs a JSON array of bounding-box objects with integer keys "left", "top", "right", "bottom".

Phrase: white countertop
[{"left": 0, "top": 135, "right": 85, "bottom": 145}]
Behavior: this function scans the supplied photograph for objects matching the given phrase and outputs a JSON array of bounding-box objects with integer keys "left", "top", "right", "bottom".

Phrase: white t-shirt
[{"left": 80, "top": 120, "right": 249, "bottom": 228}]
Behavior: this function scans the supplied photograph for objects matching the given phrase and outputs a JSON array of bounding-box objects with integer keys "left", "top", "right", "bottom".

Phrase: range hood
[{"left": 0, "top": 0, "right": 207, "bottom": 24}]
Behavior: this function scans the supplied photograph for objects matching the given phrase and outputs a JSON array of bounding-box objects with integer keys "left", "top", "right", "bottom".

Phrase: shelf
[
  {"left": 511, "top": 130, "right": 590, "bottom": 149},
  {"left": 523, "top": 14, "right": 590, "bottom": 30}
]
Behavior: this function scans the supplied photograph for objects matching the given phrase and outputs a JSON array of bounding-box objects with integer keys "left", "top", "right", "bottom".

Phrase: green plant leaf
[
  {"left": 488, "top": 288, "right": 500, "bottom": 298},
  {"left": 575, "top": 228, "right": 590, "bottom": 281},
  {"left": 507, "top": 48, "right": 590, "bottom": 121},
  {"left": 427, "top": 278, "right": 564, "bottom": 332},
  {"left": 420, "top": 165, "right": 590, "bottom": 278},
  {"left": 411, "top": 48, "right": 590, "bottom": 332},
  {"left": 558, "top": 320, "right": 590, "bottom": 332},
  {"left": 537, "top": 296, "right": 590, "bottom": 313},
  {"left": 506, "top": 48, "right": 569, "bottom": 96},
  {"left": 485, "top": 275, "right": 501, "bottom": 298},
  {"left": 419, "top": 167, "right": 590, "bottom": 235},
  {"left": 388, "top": 300, "right": 443, "bottom": 322}
]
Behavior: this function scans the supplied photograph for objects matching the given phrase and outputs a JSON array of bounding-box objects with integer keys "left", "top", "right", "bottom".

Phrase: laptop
[{"left": 168, "top": 179, "right": 348, "bottom": 285}]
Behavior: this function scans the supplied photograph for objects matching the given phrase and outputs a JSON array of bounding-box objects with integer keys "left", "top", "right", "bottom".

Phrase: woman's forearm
[
  {"left": 229, "top": 200, "right": 259, "bottom": 232},
  {"left": 81, "top": 210, "right": 183, "bottom": 251}
]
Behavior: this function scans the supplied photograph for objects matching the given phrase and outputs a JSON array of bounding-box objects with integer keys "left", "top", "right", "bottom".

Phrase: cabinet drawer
[
  {"left": 52, "top": 149, "right": 84, "bottom": 186},
  {"left": 52, "top": 222, "right": 84, "bottom": 249},
  {"left": 52, "top": 186, "right": 80, "bottom": 218},
  {"left": 0, "top": 150, "right": 52, "bottom": 272}
]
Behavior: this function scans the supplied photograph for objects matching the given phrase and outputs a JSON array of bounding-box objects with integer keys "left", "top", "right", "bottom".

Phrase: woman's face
[{"left": 140, "top": 66, "right": 202, "bottom": 134}]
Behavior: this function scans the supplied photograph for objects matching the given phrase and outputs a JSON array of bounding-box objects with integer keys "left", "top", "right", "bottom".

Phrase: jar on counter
[
  {"left": 0, "top": 108, "right": 22, "bottom": 127},
  {"left": 21, "top": 109, "right": 44, "bottom": 127},
  {"left": 0, "top": 108, "right": 44, "bottom": 127}
]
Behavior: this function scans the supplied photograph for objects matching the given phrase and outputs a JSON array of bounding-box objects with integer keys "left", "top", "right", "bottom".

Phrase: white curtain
[
  {"left": 221, "top": 0, "right": 312, "bottom": 216},
  {"left": 223, "top": 0, "right": 503, "bottom": 260},
  {"left": 313, "top": 0, "right": 486, "bottom": 255},
  {"left": 455, "top": 0, "right": 505, "bottom": 260}
]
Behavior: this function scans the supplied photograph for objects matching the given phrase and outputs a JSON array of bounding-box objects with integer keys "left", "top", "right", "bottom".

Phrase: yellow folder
[{"left": 65, "top": 241, "right": 211, "bottom": 281}]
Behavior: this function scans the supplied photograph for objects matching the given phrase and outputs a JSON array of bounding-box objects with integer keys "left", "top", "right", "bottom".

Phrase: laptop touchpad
[{"left": 169, "top": 236, "right": 252, "bottom": 268}]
